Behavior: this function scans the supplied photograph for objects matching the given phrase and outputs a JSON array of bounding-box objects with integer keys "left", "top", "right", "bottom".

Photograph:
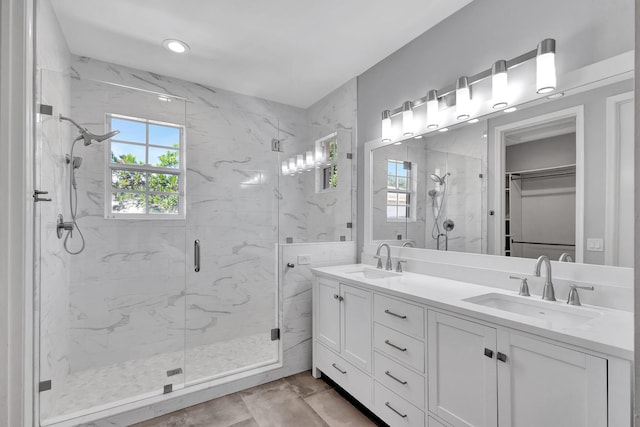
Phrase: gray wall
[
  {"left": 356, "top": 0, "right": 634, "bottom": 256},
  {"left": 505, "top": 133, "right": 576, "bottom": 172}
]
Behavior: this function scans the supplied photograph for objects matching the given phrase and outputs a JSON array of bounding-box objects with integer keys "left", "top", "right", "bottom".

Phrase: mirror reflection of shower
[
  {"left": 58, "top": 114, "right": 120, "bottom": 254},
  {"left": 429, "top": 170, "right": 451, "bottom": 250}
]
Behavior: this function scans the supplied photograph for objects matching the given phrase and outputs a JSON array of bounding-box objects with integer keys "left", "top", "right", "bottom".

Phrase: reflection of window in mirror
[
  {"left": 386, "top": 159, "right": 415, "bottom": 222},
  {"left": 316, "top": 136, "right": 338, "bottom": 191}
]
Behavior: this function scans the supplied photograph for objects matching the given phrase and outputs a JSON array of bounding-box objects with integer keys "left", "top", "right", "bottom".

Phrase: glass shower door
[
  {"left": 36, "top": 70, "right": 188, "bottom": 424},
  {"left": 183, "top": 107, "right": 280, "bottom": 385}
]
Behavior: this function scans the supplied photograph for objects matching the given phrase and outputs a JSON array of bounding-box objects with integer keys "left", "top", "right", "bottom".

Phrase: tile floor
[{"left": 132, "top": 371, "right": 388, "bottom": 427}]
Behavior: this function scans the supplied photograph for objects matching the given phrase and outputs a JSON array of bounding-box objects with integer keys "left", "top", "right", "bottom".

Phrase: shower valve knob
[{"left": 56, "top": 214, "right": 74, "bottom": 239}]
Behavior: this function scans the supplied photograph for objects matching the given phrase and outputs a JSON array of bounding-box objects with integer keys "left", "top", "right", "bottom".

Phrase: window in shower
[
  {"left": 387, "top": 159, "right": 414, "bottom": 221},
  {"left": 315, "top": 133, "right": 338, "bottom": 191},
  {"left": 106, "top": 114, "right": 185, "bottom": 218}
]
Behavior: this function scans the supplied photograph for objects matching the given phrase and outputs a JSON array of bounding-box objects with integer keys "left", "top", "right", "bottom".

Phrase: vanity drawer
[
  {"left": 315, "top": 343, "right": 372, "bottom": 406},
  {"left": 374, "top": 323, "right": 425, "bottom": 372},
  {"left": 374, "top": 351, "right": 425, "bottom": 409},
  {"left": 374, "top": 382, "right": 425, "bottom": 427},
  {"left": 374, "top": 294, "right": 425, "bottom": 339}
]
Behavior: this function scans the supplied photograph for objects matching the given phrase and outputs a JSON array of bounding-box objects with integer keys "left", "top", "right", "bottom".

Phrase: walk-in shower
[{"left": 57, "top": 114, "right": 120, "bottom": 254}]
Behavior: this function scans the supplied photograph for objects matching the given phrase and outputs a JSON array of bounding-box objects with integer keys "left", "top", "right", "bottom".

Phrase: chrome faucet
[
  {"left": 533, "top": 255, "right": 556, "bottom": 301},
  {"left": 375, "top": 243, "right": 393, "bottom": 271},
  {"left": 558, "top": 252, "right": 574, "bottom": 262}
]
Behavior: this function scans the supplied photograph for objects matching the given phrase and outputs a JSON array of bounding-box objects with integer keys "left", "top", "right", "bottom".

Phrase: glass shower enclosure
[{"left": 35, "top": 70, "right": 281, "bottom": 424}]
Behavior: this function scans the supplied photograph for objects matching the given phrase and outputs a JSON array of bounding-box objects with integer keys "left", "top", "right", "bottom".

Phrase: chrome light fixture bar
[{"left": 381, "top": 38, "right": 556, "bottom": 135}]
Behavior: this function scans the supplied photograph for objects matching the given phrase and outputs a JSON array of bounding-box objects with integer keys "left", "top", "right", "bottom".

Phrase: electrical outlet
[
  {"left": 297, "top": 255, "right": 311, "bottom": 265},
  {"left": 586, "top": 238, "right": 603, "bottom": 251}
]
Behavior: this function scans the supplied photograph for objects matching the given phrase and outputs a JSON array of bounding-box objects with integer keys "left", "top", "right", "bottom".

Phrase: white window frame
[
  {"left": 386, "top": 159, "right": 416, "bottom": 223},
  {"left": 104, "top": 113, "right": 186, "bottom": 219}
]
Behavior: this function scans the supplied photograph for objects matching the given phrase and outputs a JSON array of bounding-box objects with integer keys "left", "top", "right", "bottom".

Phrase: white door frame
[{"left": 492, "top": 106, "right": 585, "bottom": 262}]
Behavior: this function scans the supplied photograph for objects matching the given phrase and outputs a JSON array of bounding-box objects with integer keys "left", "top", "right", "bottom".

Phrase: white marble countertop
[{"left": 312, "top": 264, "right": 633, "bottom": 361}]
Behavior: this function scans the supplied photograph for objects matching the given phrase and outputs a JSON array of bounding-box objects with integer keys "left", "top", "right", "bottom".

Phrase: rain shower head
[{"left": 60, "top": 114, "right": 120, "bottom": 146}]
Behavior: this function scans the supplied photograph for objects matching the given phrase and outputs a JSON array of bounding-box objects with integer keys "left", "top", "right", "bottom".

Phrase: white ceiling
[{"left": 51, "top": 0, "right": 472, "bottom": 108}]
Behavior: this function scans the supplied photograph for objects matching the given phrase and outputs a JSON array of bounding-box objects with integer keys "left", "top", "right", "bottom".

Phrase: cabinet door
[
  {"left": 497, "top": 331, "right": 607, "bottom": 427},
  {"left": 341, "top": 284, "right": 372, "bottom": 372},
  {"left": 315, "top": 277, "right": 341, "bottom": 352},
  {"left": 428, "top": 311, "right": 497, "bottom": 427}
]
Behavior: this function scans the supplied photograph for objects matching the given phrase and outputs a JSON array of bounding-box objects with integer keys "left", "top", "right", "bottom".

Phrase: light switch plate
[
  {"left": 586, "top": 238, "right": 604, "bottom": 251},
  {"left": 297, "top": 255, "right": 311, "bottom": 265}
]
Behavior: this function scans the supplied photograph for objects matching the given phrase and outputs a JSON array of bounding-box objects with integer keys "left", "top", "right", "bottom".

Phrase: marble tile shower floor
[
  {"left": 46, "top": 333, "right": 277, "bottom": 423},
  {"left": 132, "top": 371, "right": 387, "bottom": 427}
]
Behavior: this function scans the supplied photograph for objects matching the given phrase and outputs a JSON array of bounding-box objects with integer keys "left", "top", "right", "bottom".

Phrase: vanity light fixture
[
  {"left": 456, "top": 77, "right": 471, "bottom": 120},
  {"left": 381, "top": 110, "right": 392, "bottom": 142},
  {"left": 426, "top": 90, "right": 439, "bottom": 129},
  {"left": 281, "top": 161, "right": 290, "bottom": 176},
  {"left": 379, "top": 38, "right": 557, "bottom": 142},
  {"left": 304, "top": 151, "right": 314, "bottom": 170},
  {"left": 492, "top": 60, "right": 509, "bottom": 109},
  {"left": 162, "top": 39, "right": 190, "bottom": 54},
  {"left": 402, "top": 101, "right": 414, "bottom": 136},
  {"left": 536, "top": 38, "right": 556, "bottom": 94},
  {"left": 288, "top": 157, "right": 296, "bottom": 174},
  {"left": 296, "top": 154, "right": 304, "bottom": 173}
]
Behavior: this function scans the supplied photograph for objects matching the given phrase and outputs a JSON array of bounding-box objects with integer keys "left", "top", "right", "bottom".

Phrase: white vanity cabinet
[
  {"left": 428, "top": 311, "right": 608, "bottom": 427},
  {"left": 313, "top": 276, "right": 373, "bottom": 406},
  {"left": 312, "top": 269, "right": 631, "bottom": 427}
]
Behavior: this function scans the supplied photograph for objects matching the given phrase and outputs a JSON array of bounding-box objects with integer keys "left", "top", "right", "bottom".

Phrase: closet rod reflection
[
  {"left": 511, "top": 240, "right": 575, "bottom": 247},
  {"left": 510, "top": 172, "right": 575, "bottom": 180}
]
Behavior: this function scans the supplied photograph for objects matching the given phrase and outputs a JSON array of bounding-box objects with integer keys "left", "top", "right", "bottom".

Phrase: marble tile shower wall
[
  {"left": 36, "top": 0, "right": 72, "bottom": 419},
  {"left": 66, "top": 57, "right": 356, "bottom": 373}
]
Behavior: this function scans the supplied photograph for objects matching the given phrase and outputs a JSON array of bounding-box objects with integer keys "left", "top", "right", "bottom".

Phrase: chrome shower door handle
[{"left": 194, "top": 239, "right": 200, "bottom": 272}]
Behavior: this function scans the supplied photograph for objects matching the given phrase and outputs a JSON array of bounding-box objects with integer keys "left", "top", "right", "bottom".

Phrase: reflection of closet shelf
[{"left": 507, "top": 163, "right": 576, "bottom": 175}]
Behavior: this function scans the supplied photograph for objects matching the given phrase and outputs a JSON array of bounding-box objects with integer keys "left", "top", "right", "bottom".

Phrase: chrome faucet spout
[
  {"left": 533, "top": 255, "right": 556, "bottom": 301},
  {"left": 375, "top": 243, "right": 393, "bottom": 271}
]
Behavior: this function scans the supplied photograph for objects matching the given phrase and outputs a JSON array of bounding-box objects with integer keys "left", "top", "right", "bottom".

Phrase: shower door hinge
[
  {"left": 346, "top": 222, "right": 352, "bottom": 229},
  {"left": 271, "top": 328, "right": 280, "bottom": 341},
  {"left": 403, "top": 161, "right": 412, "bottom": 170},
  {"left": 163, "top": 384, "right": 173, "bottom": 394},
  {"left": 33, "top": 189, "right": 52, "bottom": 202},
  {"left": 346, "top": 153, "right": 352, "bottom": 159},
  {"left": 39, "top": 380, "right": 52, "bottom": 392},
  {"left": 271, "top": 138, "right": 281, "bottom": 152},
  {"left": 38, "top": 104, "right": 53, "bottom": 116},
  {"left": 166, "top": 368, "right": 183, "bottom": 377}
]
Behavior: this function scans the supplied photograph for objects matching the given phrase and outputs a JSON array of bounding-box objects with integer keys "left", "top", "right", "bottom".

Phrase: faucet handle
[
  {"left": 396, "top": 260, "right": 407, "bottom": 273},
  {"left": 373, "top": 255, "right": 383, "bottom": 269},
  {"left": 509, "top": 275, "right": 530, "bottom": 297},
  {"left": 566, "top": 284, "right": 594, "bottom": 306}
]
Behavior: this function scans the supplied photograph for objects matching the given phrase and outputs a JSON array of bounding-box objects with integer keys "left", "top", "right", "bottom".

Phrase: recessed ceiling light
[
  {"left": 414, "top": 135, "right": 423, "bottom": 139},
  {"left": 547, "top": 92, "right": 565, "bottom": 99},
  {"left": 439, "top": 128, "right": 449, "bottom": 132},
  {"left": 158, "top": 95, "right": 172, "bottom": 102},
  {"left": 393, "top": 141, "right": 402, "bottom": 145},
  {"left": 504, "top": 107, "right": 517, "bottom": 113},
  {"left": 163, "top": 39, "right": 190, "bottom": 54},
  {"left": 468, "top": 118, "right": 479, "bottom": 124}
]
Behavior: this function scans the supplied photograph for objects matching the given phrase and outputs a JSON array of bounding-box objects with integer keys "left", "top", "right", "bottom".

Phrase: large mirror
[{"left": 367, "top": 59, "right": 634, "bottom": 267}]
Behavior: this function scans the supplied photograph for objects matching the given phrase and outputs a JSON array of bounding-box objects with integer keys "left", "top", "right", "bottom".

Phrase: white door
[
  {"left": 497, "top": 331, "right": 607, "bottom": 427},
  {"left": 315, "top": 277, "right": 341, "bottom": 352},
  {"left": 428, "top": 311, "right": 497, "bottom": 427},
  {"left": 341, "top": 284, "right": 372, "bottom": 372}
]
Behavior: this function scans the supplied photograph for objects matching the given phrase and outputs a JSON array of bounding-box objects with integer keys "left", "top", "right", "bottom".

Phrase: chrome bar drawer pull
[
  {"left": 385, "top": 370, "right": 408, "bottom": 385},
  {"left": 384, "top": 309, "right": 407, "bottom": 319},
  {"left": 332, "top": 363, "right": 347, "bottom": 374},
  {"left": 385, "top": 402, "right": 408, "bottom": 418},
  {"left": 384, "top": 339, "right": 407, "bottom": 352}
]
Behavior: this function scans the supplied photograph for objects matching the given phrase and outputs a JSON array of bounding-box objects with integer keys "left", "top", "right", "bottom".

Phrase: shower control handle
[
  {"left": 56, "top": 214, "right": 74, "bottom": 239},
  {"left": 194, "top": 240, "right": 200, "bottom": 272}
]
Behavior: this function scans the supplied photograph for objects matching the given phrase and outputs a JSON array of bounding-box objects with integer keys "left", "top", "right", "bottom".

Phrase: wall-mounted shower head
[
  {"left": 60, "top": 114, "right": 120, "bottom": 146},
  {"left": 429, "top": 172, "right": 450, "bottom": 185}
]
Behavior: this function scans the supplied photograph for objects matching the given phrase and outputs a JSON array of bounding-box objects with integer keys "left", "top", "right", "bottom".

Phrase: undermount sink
[
  {"left": 463, "top": 293, "right": 601, "bottom": 328},
  {"left": 344, "top": 267, "right": 401, "bottom": 280}
]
